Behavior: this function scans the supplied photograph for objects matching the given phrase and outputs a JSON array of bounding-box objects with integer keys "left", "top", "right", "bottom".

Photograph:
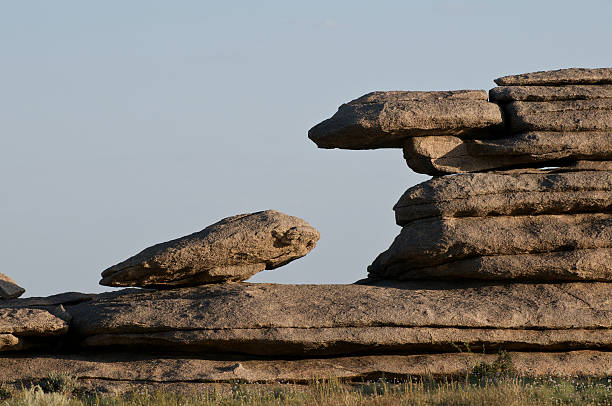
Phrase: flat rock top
[
  {"left": 495, "top": 68, "right": 612, "bottom": 86},
  {"left": 66, "top": 282, "right": 612, "bottom": 335},
  {"left": 352, "top": 90, "right": 488, "bottom": 103},
  {"left": 100, "top": 210, "right": 320, "bottom": 288}
]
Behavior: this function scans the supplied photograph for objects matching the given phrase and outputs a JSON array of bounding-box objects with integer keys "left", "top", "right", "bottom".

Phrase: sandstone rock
[
  {"left": 504, "top": 100, "right": 612, "bottom": 132},
  {"left": 0, "top": 334, "right": 21, "bottom": 351},
  {"left": 565, "top": 160, "right": 612, "bottom": 171},
  {"left": 0, "top": 351, "right": 608, "bottom": 385},
  {"left": 80, "top": 326, "right": 611, "bottom": 355},
  {"left": 100, "top": 210, "right": 320, "bottom": 288},
  {"left": 0, "top": 274, "right": 24, "bottom": 300},
  {"left": 490, "top": 85, "right": 612, "bottom": 102},
  {"left": 65, "top": 282, "right": 611, "bottom": 357},
  {"left": 494, "top": 68, "right": 612, "bottom": 86},
  {"left": 403, "top": 132, "right": 612, "bottom": 175},
  {"left": 368, "top": 213, "right": 612, "bottom": 271},
  {"left": 394, "top": 170, "right": 612, "bottom": 224},
  {"left": 308, "top": 91, "right": 503, "bottom": 149},
  {"left": 369, "top": 249, "right": 611, "bottom": 282},
  {"left": 0, "top": 307, "right": 68, "bottom": 336}
]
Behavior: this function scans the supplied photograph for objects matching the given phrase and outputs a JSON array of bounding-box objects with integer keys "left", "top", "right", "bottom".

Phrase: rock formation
[
  {"left": 0, "top": 274, "right": 25, "bottom": 300},
  {"left": 100, "top": 210, "right": 320, "bottom": 287},
  {"left": 0, "top": 67, "right": 610, "bottom": 392}
]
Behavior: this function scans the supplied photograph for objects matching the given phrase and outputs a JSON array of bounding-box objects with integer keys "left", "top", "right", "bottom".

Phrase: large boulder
[
  {"left": 489, "top": 84, "right": 612, "bottom": 103},
  {"left": 403, "top": 132, "right": 611, "bottom": 175},
  {"left": 504, "top": 100, "right": 612, "bottom": 133},
  {"left": 0, "top": 274, "right": 25, "bottom": 300},
  {"left": 65, "top": 282, "right": 611, "bottom": 355},
  {"left": 494, "top": 68, "right": 612, "bottom": 86},
  {"left": 100, "top": 210, "right": 320, "bottom": 288},
  {"left": 368, "top": 213, "right": 612, "bottom": 272},
  {"left": 394, "top": 170, "right": 612, "bottom": 224},
  {"left": 308, "top": 91, "right": 502, "bottom": 149}
]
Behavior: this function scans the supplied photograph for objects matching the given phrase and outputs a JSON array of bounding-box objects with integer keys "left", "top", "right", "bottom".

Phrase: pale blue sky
[{"left": 1, "top": 1, "right": 611, "bottom": 296}]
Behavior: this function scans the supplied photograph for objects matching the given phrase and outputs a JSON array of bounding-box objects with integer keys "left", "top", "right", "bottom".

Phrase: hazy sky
[{"left": 2, "top": 1, "right": 611, "bottom": 297}]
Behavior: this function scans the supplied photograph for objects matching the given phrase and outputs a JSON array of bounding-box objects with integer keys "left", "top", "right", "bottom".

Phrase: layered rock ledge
[{"left": 308, "top": 91, "right": 502, "bottom": 149}]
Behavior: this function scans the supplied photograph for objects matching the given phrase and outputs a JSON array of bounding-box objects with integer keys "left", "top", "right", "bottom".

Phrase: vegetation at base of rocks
[
  {"left": 0, "top": 376, "right": 610, "bottom": 406},
  {"left": 38, "top": 372, "right": 78, "bottom": 394}
]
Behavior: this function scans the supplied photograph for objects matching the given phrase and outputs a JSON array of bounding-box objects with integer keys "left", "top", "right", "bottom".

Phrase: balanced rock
[
  {"left": 504, "top": 100, "right": 612, "bottom": 133},
  {"left": 368, "top": 213, "right": 612, "bottom": 274},
  {"left": 308, "top": 90, "right": 502, "bottom": 149},
  {"left": 403, "top": 132, "right": 612, "bottom": 175},
  {"left": 394, "top": 170, "right": 612, "bottom": 224},
  {"left": 494, "top": 67, "right": 612, "bottom": 86},
  {"left": 489, "top": 84, "right": 612, "bottom": 103},
  {"left": 0, "top": 274, "right": 25, "bottom": 300},
  {"left": 100, "top": 210, "right": 320, "bottom": 288},
  {"left": 66, "top": 282, "right": 611, "bottom": 356}
]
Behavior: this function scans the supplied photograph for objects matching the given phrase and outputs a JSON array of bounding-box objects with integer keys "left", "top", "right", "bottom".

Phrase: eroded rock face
[
  {"left": 100, "top": 210, "right": 320, "bottom": 288},
  {"left": 494, "top": 68, "right": 612, "bottom": 86},
  {"left": 64, "top": 282, "right": 612, "bottom": 355},
  {"left": 489, "top": 85, "right": 612, "bottom": 103},
  {"left": 0, "top": 274, "right": 25, "bottom": 300},
  {"left": 504, "top": 100, "right": 612, "bottom": 133},
  {"left": 368, "top": 213, "right": 612, "bottom": 272},
  {"left": 0, "top": 307, "right": 68, "bottom": 336},
  {"left": 0, "top": 351, "right": 608, "bottom": 386},
  {"left": 403, "top": 132, "right": 612, "bottom": 175},
  {"left": 308, "top": 91, "right": 502, "bottom": 149},
  {"left": 368, "top": 249, "right": 612, "bottom": 282},
  {"left": 394, "top": 170, "right": 612, "bottom": 224}
]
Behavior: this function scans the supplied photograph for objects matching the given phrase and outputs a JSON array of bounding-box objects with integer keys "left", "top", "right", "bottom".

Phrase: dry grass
[{"left": 1, "top": 376, "right": 610, "bottom": 406}]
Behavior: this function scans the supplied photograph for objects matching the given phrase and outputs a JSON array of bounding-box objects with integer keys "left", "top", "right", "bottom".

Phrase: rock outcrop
[
  {"left": 308, "top": 90, "right": 502, "bottom": 149},
  {"left": 393, "top": 169, "right": 612, "bottom": 224},
  {"left": 494, "top": 68, "right": 612, "bottom": 86},
  {"left": 0, "top": 351, "right": 608, "bottom": 391},
  {"left": 403, "top": 132, "right": 612, "bottom": 175},
  {"left": 0, "top": 274, "right": 25, "bottom": 300},
  {"left": 100, "top": 210, "right": 320, "bottom": 288},
  {"left": 1, "top": 67, "right": 610, "bottom": 389},
  {"left": 64, "top": 282, "right": 611, "bottom": 355}
]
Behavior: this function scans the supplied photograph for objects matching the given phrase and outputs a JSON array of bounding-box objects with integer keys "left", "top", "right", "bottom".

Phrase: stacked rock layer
[
  {"left": 0, "top": 68, "right": 610, "bottom": 392},
  {"left": 310, "top": 67, "right": 612, "bottom": 374}
]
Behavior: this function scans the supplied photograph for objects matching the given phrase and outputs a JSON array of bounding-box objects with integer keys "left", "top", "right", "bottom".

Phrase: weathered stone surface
[
  {"left": 495, "top": 68, "right": 612, "bottom": 86},
  {"left": 66, "top": 283, "right": 611, "bottom": 352},
  {"left": 394, "top": 170, "right": 612, "bottom": 224},
  {"left": 0, "top": 307, "right": 68, "bottom": 336},
  {"left": 81, "top": 326, "right": 611, "bottom": 355},
  {"left": 100, "top": 210, "right": 320, "bottom": 288},
  {"left": 308, "top": 91, "right": 503, "bottom": 149},
  {"left": 490, "top": 85, "right": 612, "bottom": 102},
  {"left": 0, "top": 274, "right": 24, "bottom": 300},
  {"left": 567, "top": 160, "right": 612, "bottom": 171},
  {"left": 369, "top": 213, "right": 612, "bottom": 272},
  {"left": 368, "top": 249, "right": 612, "bottom": 282},
  {"left": 403, "top": 132, "right": 612, "bottom": 175},
  {"left": 0, "top": 334, "right": 21, "bottom": 351},
  {"left": 0, "top": 351, "right": 609, "bottom": 384},
  {"left": 505, "top": 100, "right": 612, "bottom": 132}
]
